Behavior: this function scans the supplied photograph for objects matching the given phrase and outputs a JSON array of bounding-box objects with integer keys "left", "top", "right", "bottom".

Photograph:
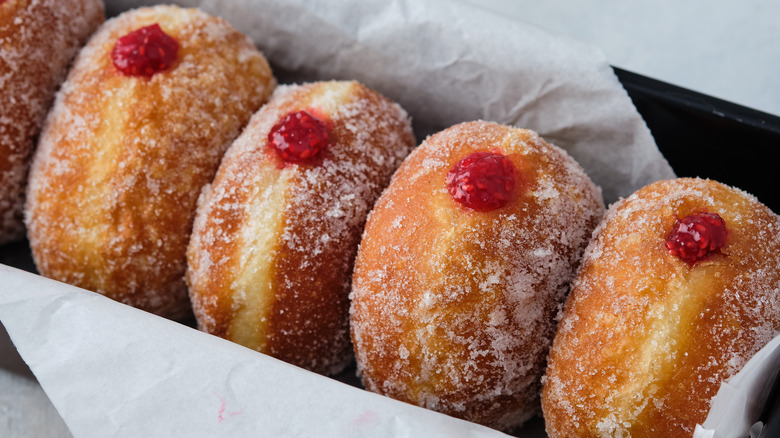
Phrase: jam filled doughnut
[
  {"left": 25, "top": 5, "right": 275, "bottom": 319},
  {"left": 542, "top": 178, "right": 780, "bottom": 438},
  {"left": 186, "top": 81, "right": 415, "bottom": 375},
  {"left": 0, "top": 0, "right": 104, "bottom": 244},
  {"left": 349, "top": 121, "right": 605, "bottom": 430}
]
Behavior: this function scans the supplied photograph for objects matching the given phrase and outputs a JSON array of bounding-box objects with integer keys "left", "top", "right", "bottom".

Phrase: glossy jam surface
[
  {"left": 268, "top": 110, "right": 329, "bottom": 164},
  {"left": 111, "top": 24, "right": 179, "bottom": 77},
  {"left": 665, "top": 212, "right": 728, "bottom": 265},
  {"left": 446, "top": 151, "right": 516, "bottom": 212}
]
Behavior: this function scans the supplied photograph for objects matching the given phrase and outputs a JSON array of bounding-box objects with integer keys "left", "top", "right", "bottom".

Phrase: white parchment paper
[
  {"left": 2, "top": 0, "right": 776, "bottom": 437},
  {"left": 694, "top": 335, "right": 780, "bottom": 438},
  {"left": 0, "top": 265, "right": 508, "bottom": 437}
]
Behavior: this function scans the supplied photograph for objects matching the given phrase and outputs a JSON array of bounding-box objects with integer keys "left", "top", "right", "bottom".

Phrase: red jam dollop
[
  {"left": 268, "top": 110, "right": 329, "bottom": 164},
  {"left": 446, "top": 151, "right": 516, "bottom": 212},
  {"left": 665, "top": 212, "right": 727, "bottom": 265},
  {"left": 111, "top": 24, "right": 179, "bottom": 77}
]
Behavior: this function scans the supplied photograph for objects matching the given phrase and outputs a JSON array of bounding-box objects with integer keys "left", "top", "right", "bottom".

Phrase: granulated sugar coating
[
  {"left": 24, "top": 5, "right": 275, "bottom": 320},
  {"left": 350, "top": 121, "right": 605, "bottom": 431},
  {"left": 186, "top": 81, "right": 415, "bottom": 376},
  {"left": 542, "top": 178, "right": 780, "bottom": 438},
  {"left": 0, "top": 0, "right": 104, "bottom": 244}
]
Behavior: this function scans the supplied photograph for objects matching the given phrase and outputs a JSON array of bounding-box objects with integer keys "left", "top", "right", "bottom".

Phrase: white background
[{"left": 460, "top": 0, "right": 780, "bottom": 117}]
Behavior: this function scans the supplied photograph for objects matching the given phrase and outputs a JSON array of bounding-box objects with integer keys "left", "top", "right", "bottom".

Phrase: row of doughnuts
[
  {"left": 15, "top": 3, "right": 416, "bottom": 376},
  {"left": 350, "top": 127, "right": 780, "bottom": 435},
  {"left": 4, "top": 2, "right": 779, "bottom": 437}
]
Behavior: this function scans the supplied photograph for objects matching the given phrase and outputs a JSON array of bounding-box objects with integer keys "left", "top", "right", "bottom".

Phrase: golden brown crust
[
  {"left": 0, "top": 0, "right": 104, "bottom": 244},
  {"left": 349, "top": 121, "right": 605, "bottom": 430},
  {"left": 186, "top": 81, "right": 415, "bottom": 375},
  {"left": 25, "top": 5, "right": 275, "bottom": 319},
  {"left": 542, "top": 177, "right": 780, "bottom": 438}
]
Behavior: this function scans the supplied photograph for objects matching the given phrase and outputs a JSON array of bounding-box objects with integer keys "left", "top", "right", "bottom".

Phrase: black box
[{"left": 614, "top": 67, "right": 780, "bottom": 214}]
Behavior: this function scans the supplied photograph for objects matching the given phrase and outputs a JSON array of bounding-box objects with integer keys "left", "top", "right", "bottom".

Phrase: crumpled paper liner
[
  {"left": 0, "top": 266, "right": 507, "bottom": 437},
  {"left": 2, "top": 0, "right": 775, "bottom": 437},
  {"left": 108, "top": 0, "right": 675, "bottom": 204}
]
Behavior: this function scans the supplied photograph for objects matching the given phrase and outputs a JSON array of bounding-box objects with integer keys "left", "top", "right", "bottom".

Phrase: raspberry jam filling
[
  {"left": 111, "top": 24, "right": 179, "bottom": 77},
  {"left": 665, "top": 212, "right": 727, "bottom": 265},
  {"left": 268, "top": 110, "right": 329, "bottom": 164},
  {"left": 446, "top": 151, "right": 516, "bottom": 212}
]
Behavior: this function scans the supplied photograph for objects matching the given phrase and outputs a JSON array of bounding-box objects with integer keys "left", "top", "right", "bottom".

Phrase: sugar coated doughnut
[
  {"left": 542, "top": 177, "right": 780, "bottom": 438},
  {"left": 25, "top": 5, "right": 275, "bottom": 319},
  {"left": 0, "top": 0, "right": 104, "bottom": 244},
  {"left": 350, "top": 121, "right": 605, "bottom": 430},
  {"left": 186, "top": 81, "right": 415, "bottom": 375}
]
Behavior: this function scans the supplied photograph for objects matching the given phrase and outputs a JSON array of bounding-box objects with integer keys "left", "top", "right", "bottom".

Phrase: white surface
[
  {"left": 0, "top": 369, "right": 72, "bottom": 438},
  {"left": 460, "top": 0, "right": 780, "bottom": 117},
  {"left": 1, "top": 323, "right": 72, "bottom": 438}
]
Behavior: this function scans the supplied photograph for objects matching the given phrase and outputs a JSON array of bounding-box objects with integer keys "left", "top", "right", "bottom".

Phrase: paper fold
[
  {"left": 694, "top": 335, "right": 780, "bottom": 438},
  {"left": 0, "top": 266, "right": 509, "bottom": 438}
]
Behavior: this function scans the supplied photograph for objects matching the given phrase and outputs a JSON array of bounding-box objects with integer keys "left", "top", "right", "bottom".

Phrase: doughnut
[
  {"left": 0, "top": 0, "right": 104, "bottom": 245},
  {"left": 542, "top": 178, "right": 780, "bottom": 438},
  {"left": 349, "top": 121, "right": 605, "bottom": 430},
  {"left": 186, "top": 81, "right": 415, "bottom": 375},
  {"left": 25, "top": 5, "right": 275, "bottom": 320}
]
